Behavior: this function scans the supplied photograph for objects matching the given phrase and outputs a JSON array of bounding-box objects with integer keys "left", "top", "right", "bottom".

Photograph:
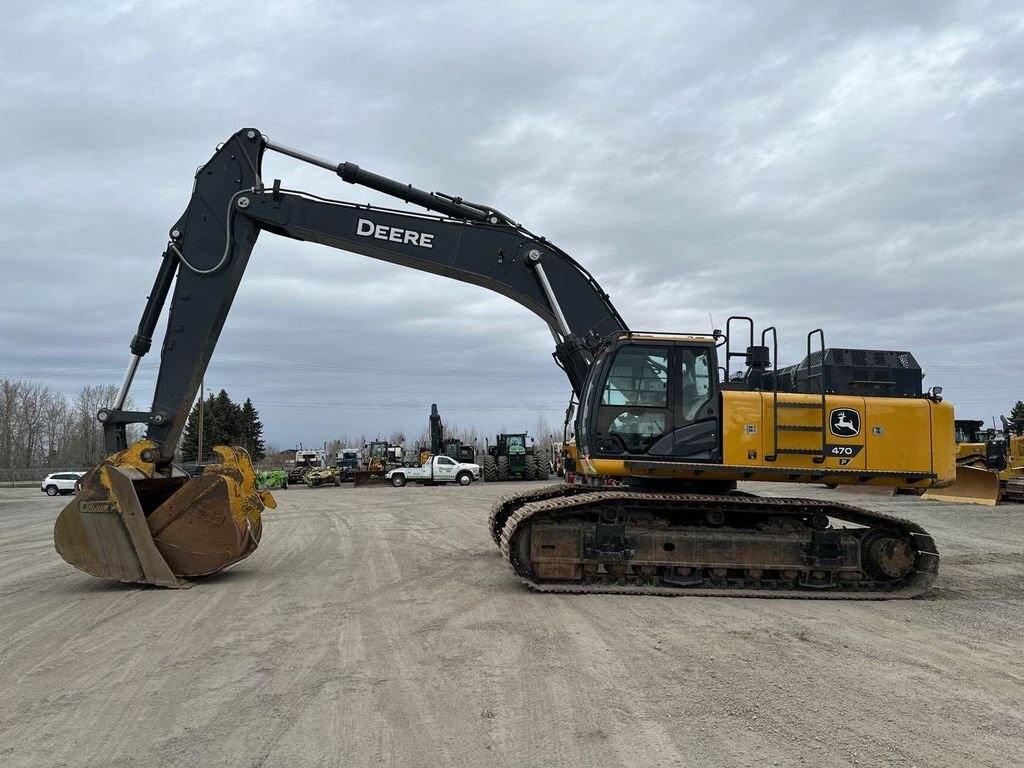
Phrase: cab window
[
  {"left": 602, "top": 348, "right": 668, "bottom": 407},
  {"left": 597, "top": 346, "right": 671, "bottom": 452},
  {"left": 679, "top": 348, "right": 711, "bottom": 423}
]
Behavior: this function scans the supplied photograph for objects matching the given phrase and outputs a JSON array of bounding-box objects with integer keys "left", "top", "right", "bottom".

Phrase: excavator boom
[{"left": 54, "top": 128, "right": 626, "bottom": 586}]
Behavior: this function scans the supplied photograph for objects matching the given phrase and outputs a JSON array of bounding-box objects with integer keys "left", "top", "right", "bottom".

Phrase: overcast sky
[{"left": 2, "top": 0, "right": 1022, "bottom": 451}]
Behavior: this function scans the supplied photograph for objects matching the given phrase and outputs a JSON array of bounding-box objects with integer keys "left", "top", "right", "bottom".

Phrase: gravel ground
[{"left": 1, "top": 482, "right": 1022, "bottom": 768}]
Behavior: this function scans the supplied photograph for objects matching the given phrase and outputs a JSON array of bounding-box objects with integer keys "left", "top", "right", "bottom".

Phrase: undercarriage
[{"left": 491, "top": 485, "right": 939, "bottom": 598}]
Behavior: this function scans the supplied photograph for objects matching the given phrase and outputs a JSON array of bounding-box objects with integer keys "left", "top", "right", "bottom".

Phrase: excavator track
[
  {"left": 497, "top": 488, "right": 939, "bottom": 599},
  {"left": 488, "top": 483, "right": 598, "bottom": 546}
]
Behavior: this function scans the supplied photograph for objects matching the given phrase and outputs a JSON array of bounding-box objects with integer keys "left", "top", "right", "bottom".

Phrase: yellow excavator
[
  {"left": 923, "top": 418, "right": 1024, "bottom": 505},
  {"left": 54, "top": 129, "right": 954, "bottom": 596}
]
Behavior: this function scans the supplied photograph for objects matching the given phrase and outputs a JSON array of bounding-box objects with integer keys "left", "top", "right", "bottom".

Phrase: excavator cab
[{"left": 577, "top": 333, "right": 721, "bottom": 466}]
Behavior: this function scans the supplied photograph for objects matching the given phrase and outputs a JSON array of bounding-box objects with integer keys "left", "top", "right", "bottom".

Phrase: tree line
[
  {"left": 0, "top": 379, "right": 265, "bottom": 469},
  {"left": 0, "top": 380, "right": 140, "bottom": 469}
]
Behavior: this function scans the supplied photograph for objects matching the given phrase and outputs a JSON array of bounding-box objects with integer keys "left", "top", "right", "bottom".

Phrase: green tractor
[{"left": 482, "top": 433, "right": 551, "bottom": 481}]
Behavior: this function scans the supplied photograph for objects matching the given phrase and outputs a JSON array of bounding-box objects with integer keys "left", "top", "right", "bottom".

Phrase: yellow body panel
[
  {"left": 957, "top": 442, "right": 986, "bottom": 461},
  {"left": 582, "top": 393, "right": 955, "bottom": 488},
  {"left": 927, "top": 399, "right": 957, "bottom": 485},
  {"left": 1005, "top": 436, "right": 1024, "bottom": 481}
]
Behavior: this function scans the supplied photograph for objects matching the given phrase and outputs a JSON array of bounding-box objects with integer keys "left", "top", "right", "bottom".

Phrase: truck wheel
[
  {"left": 391, "top": 474, "right": 407, "bottom": 487},
  {"left": 497, "top": 456, "right": 510, "bottom": 481},
  {"left": 457, "top": 472, "right": 473, "bottom": 486}
]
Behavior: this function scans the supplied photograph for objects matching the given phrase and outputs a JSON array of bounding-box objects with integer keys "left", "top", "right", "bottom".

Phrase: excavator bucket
[
  {"left": 54, "top": 441, "right": 274, "bottom": 587},
  {"left": 921, "top": 465, "right": 1001, "bottom": 506}
]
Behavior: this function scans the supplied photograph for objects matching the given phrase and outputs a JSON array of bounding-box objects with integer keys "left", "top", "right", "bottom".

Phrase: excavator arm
[
  {"left": 56, "top": 128, "right": 626, "bottom": 586},
  {"left": 104, "top": 128, "right": 626, "bottom": 461}
]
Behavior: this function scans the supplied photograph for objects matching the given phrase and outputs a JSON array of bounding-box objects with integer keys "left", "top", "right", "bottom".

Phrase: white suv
[{"left": 41, "top": 472, "right": 85, "bottom": 496}]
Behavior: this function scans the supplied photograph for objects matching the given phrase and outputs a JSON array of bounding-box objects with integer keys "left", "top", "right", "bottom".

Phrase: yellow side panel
[
  {"left": 1010, "top": 435, "right": 1024, "bottom": 468},
  {"left": 863, "top": 398, "right": 933, "bottom": 474},
  {"left": 721, "top": 390, "right": 764, "bottom": 466},
  {"left": 930, "top": 401, "right": 956, "bottom": 485},
  {"left": 590, "top": 391, "right": 955, "bottom": 489}
]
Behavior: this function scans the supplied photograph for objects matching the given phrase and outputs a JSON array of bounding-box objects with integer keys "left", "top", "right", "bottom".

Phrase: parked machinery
[
  {"left": 443, "top": 438, "right": 476, "bottom": 464},
  {"left": 256, "top": 469, "right": 289, "bottom": 490},
  {"left": 335, "top": 447, "right": 360, "bottom": 482},
  {"left": 416, "top": 404, "right": 476, "bottom": 466},
  {"left": 289, "top": 448, "right": 341, "bottom": 488},
  {"left": 482, "top": 433, "right": 551, "bottom": 481},
  {"left": 924, "top": 418, "right": 1024, "bottom": 504},
  {"left": 304, "top": 465, "right": 342, "bottom": 487},
  {"left": 287, "top": 448, "right": 326, "bottom": 485},
  {"left": 353, "top": 440, "right": 399, "bottom": 486},
  {"left": 56, "top": 129, "right": 954, "bottom": 596}
]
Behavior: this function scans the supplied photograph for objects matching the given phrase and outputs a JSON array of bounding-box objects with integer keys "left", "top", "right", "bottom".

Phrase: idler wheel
[{"left": 863, "top": 533, "right": 915, "bottom": 580}]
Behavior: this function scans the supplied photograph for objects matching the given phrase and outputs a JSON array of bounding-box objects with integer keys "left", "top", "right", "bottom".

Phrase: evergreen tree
[
  {"left": 180, "top": 392, "right": 219, "bottom": 462},
  {"left": 180, "top": 389, "right": 265, "bottom": 461},
  {"left": 240, "top": 398, "right": 266, "bottom": 461},
  {"left": 180, "top": 399, "right": 202, "bottom": 462},
  {"left": 213, "top": 389, "right": 243, "bottom": 446},
  {"left": 1011, "top": 401, "right": 1024, "bottom": 423}
]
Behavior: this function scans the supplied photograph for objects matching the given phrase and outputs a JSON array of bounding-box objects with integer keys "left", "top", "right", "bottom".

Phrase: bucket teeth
[{"left": 53, "top": 441, "right": 272, "bottom": 586}]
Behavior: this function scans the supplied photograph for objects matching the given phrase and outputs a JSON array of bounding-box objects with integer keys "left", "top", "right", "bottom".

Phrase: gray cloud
[{"left": 2, "top": 0, "right": 1021, "bottom": 450}]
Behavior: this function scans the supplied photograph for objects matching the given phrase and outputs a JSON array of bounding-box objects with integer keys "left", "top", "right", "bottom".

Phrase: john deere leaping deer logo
[{"left": 829, "top": 408, "right": 860, "bottom": 438}]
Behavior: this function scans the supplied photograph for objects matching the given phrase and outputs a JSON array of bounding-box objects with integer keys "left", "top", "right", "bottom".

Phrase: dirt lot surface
[{"left": 1, "top": 482, "right": 1022, "bottom": 767}]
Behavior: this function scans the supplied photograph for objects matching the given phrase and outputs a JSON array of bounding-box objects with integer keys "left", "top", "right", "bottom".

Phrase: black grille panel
[{"left": 765, "top": 348, "right": 922, "bottom": 397}]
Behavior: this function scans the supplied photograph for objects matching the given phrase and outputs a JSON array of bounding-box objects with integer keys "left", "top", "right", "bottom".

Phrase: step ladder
[{"left": 765, "top": 328, "right": 827, "bottom": 463}]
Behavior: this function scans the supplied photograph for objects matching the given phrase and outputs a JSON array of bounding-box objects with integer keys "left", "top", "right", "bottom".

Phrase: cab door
[
  {"left": 433, "top": 456, "right": 458, "bottom": 481},
  {"left": 662, "top": 344, "right": 719, "bottom": 461}
]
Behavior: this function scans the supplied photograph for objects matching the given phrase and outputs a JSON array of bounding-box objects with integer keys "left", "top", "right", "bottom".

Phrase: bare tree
[
  {"left": 16, "top": 382, "right": 48, "bottom": 467},
  {"left": 71, "top": 384, "right": 122, "bottom": 466},
  {"left": 41, "top": 389, "right": 71, "bottom": 466},
  {"left": 0, "top": 379, "right": 23, "bottom": 467}
]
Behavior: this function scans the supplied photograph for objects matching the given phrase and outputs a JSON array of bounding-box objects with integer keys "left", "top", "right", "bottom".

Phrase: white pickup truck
[{"left": 386, "top": 454, "right": 481, "bottom": 487}]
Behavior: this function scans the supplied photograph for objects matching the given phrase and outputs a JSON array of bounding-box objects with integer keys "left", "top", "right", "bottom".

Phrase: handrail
[
  {"left": 761, "top": 326, "right": 778, "bottom": 461},
  {"left": 807, "top": 329, "right": 826, "bottom": 461}
]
